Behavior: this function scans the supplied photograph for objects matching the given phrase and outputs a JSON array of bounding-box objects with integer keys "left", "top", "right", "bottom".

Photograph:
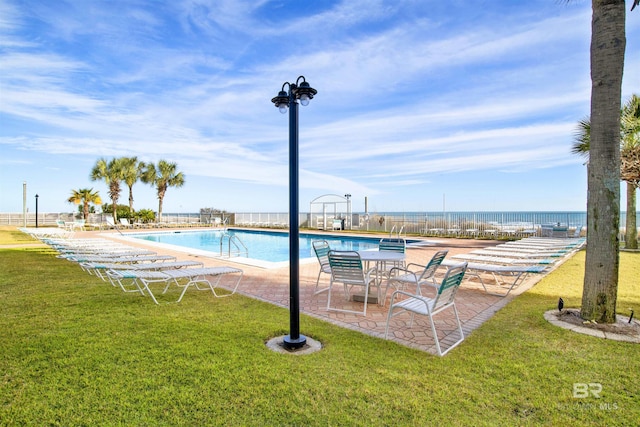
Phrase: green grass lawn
[
  {"left": 1, "top": 229, "right": 638, "bottom": 426},
  {"left": 0, "top": 227, "right": 45, "bottom": 245}
]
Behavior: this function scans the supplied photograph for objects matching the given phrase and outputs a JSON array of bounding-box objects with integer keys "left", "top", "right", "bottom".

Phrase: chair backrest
[
  {"left": 312, "top": 240, "right": 331, "bottom": 268},
  {"left": 433, "top": 262, "right": 468, "bottom": 310},
  {"left": 120, "top": 218, "right": 130, "bottom": 226},
  {"left": 379, "top": 238, "right": 406, "bottom": 253},
  {"left": 106, "top": 217, "right": 116, "bottom": 226},
  {"left": 328, "top": 250, "right": 365, "bottom": 284},
  {"left": 417, "top": 249, "right": 448, "bottom": 281}
]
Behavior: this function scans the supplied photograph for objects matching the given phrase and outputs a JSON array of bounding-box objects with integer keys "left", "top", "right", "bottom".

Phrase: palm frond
[{"left": 570, "top": 117, "right": 591, "bottom": 157}]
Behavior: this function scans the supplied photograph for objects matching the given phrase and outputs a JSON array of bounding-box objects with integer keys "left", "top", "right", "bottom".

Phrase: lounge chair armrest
[
  {"left": 388, "top": 289, "right": 430, "bottom": 306},
  {"left": 388, "top": 266, "right": 411, "bottom": 276},
  {"left": 405, "top": 263, "right": 426, "bottom": 272},
  {"left": 406, "top": 263, "right": 424, "bottom": 268},
  {"left": 389, "top": 289, "right": 415, "bottom": 299},
  {"left": 388, "top": 263, "right": 424, "bottom": 276}
]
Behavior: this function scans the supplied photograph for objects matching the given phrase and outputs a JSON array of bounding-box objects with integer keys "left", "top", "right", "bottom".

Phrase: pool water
[{"left": 130, "top": 229, "right": 389, "bottom": 263}]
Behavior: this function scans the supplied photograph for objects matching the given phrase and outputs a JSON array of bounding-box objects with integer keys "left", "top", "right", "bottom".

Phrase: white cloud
[{"left": 0, "top": 0, "right": 635, "bottom": 212}]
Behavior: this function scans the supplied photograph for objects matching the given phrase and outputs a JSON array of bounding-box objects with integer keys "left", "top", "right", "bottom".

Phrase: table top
[{"left": 357, "top": 250, "right": 405, "bottom": 262}]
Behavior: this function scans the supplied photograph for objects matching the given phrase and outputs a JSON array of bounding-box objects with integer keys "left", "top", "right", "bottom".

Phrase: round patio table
[{"left": 355, "top": 250, "right": 406, "bottom": 304}]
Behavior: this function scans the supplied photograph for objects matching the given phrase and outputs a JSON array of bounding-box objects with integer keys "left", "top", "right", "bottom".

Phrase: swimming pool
[{"left": 123, "top": 228, "right": 409, "bottom": 267}]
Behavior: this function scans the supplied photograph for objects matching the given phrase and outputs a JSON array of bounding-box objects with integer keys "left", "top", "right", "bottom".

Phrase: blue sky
[{"left": 1, "top": 0, "right": 639, "bottom": 215}]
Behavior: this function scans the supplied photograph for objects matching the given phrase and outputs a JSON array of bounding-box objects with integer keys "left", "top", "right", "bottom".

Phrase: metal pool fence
[
  {"left": 3, "top": 211, "right": 638, "bottom": 241},
  {"left": 234, "top": 211, "right": 592, "bottom": 238}
]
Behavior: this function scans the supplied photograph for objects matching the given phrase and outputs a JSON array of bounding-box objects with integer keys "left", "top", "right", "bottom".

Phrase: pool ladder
[
  {"left": 389, "top": 225, "right": 406, "bottom": 239},
  {"left": 220, "top": 231, "right": 248, "bottom": 258}
]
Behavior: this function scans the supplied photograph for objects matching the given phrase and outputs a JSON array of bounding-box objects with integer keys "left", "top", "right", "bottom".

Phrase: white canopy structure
[{"left": 309, "top": 194, "right": 352, "bottom": 230}]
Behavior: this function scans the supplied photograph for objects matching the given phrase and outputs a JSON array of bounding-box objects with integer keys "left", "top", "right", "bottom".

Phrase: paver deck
[{"left": 78, "top": 230, "right": 557, "bottom": 355}]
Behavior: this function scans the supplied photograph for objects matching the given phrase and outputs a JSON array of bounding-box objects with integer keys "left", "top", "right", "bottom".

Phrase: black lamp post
[
  {"left": 344, "top": 194, "right": 351, "bottom": 230},
  {"left": 272, "top": 76, "right": 317, "bottom": 350},
  {"left": 35, "top": 194, "right": 39, "bottom": 228}
]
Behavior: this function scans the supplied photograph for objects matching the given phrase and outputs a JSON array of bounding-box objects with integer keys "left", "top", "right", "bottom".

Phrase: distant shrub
[
  {"left": 134, "top": 209, "right": 156, "bottom": 223},
  {"left": 200, "top": 207, "right": 229, "bottom": 215},
  {"left": 101, "top": 204, "right": 135, "bottom": 219}
]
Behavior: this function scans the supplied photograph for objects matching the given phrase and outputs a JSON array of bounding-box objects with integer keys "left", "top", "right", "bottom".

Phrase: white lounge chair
[
  {"left": 106, "top": 267, "right": 243, "bottom": 304},
  {"left": 470, "top": 249, "right": 566, "bottom": 259},
  {"left": 80, "top": 260, "right": 204, "bottom": 281},
  {"left": 451, "top": 254, "right": 556, "bottom": 265},
  {"left": 442, "top": 259, "right": 547, "bottom": 297},
  {"left": 71, "top": 219, "right": 85, "bottom": 231},
  {"left": 59, "top": 248, "right": 157, "bottom": 258},
  {"left": 66, "top": 254, "right": 176, "bottom": 264},
  {"left": 483, "top": 246, "right": 570, "bottom": 254}
]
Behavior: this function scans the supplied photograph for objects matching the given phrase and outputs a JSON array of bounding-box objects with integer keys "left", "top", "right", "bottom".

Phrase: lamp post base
[
  {"left": 266, "top": 335, "right": 321, "bottom": 355},
  {"left": 282, "top": 334, "right": 307, "bottom": 350}
]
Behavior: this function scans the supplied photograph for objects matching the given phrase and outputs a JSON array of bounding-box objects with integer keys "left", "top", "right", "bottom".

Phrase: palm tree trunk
[
  {"left": 112, "top": 201, "right": 118, "bottom": 222},
  {"left": 157, "top": 199, "right": 163, "bottom": 222},
  {"left": 128, "top": 186, "right": 134, "bottom": 214},
  {"left": 625, "top": 183, "right": 638, "bottom": 249},
  {"left": 581, "top": 0, "right": 625, "bottom": 324},
  {"left": 157, "top": 188, "right": 166, "bottom": 222}
]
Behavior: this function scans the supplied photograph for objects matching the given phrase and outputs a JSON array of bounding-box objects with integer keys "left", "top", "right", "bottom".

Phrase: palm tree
[
  {"left": 141, "top": 160, "right": 185, "bottom": 222},
  {"left": 120, "top": 156, "right": 143, "bottom": 214},
  {"left": 620, "top": 95, "right": 640, "bottom": 249},
  {"left": 67, "top": 188, "right": 102, "bottom": 221},
  {"left": 90, "top": 157, "right": 124, "bottom": 222},
  {"left": 572, "top": 94, "right": 640, "bottom": 250},
  {"left": 579, "top": 0, "right": 627, "bottom": 324}
]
